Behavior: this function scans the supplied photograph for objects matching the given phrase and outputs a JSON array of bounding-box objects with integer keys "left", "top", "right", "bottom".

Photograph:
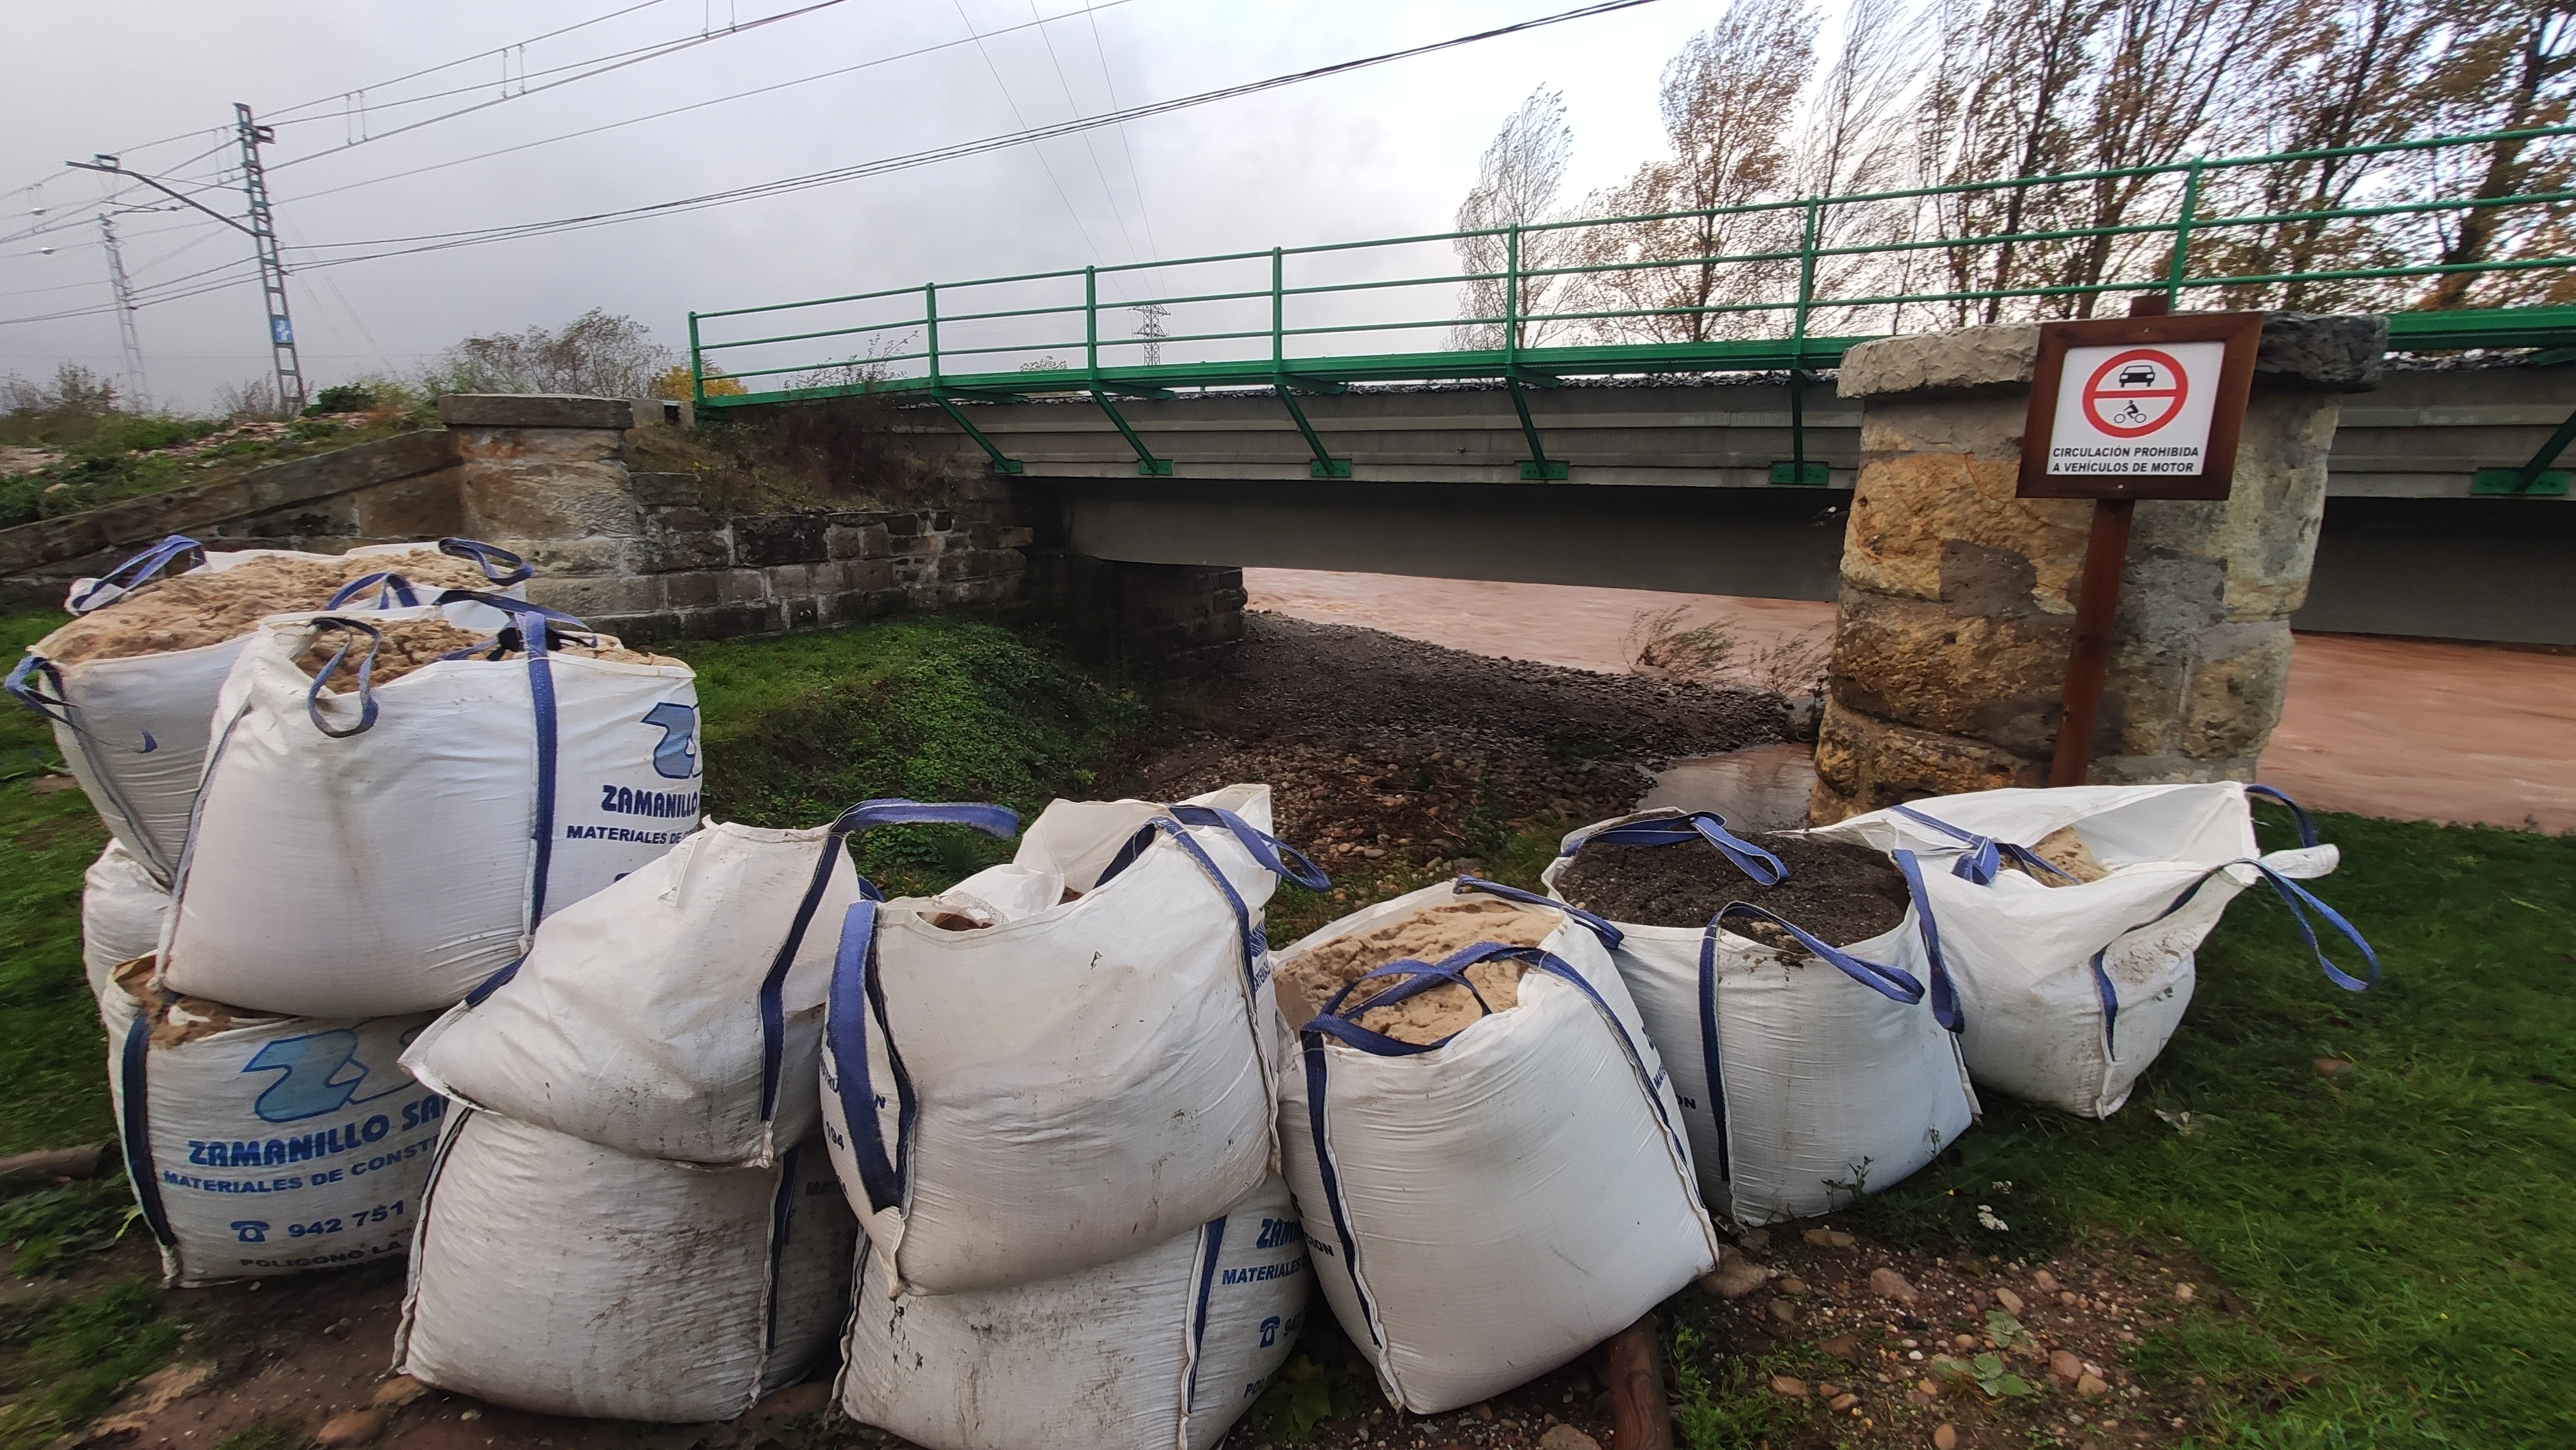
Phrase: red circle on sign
[{"left": 2081, "top": 348, "right": 2188, "bottom": 438}]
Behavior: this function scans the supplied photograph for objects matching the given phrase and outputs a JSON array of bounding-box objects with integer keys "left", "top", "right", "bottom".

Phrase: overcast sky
[{"left": 0, "top": 0, "right": 1775, "bottom": 410}]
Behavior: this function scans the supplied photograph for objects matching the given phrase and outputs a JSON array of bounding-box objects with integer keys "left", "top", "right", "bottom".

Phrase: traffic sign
[{"left": 2018, "top": 313, "right": 2263, "bottom": 500}]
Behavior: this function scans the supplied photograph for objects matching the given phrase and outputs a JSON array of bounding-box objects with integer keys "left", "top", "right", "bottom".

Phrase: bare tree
[
  {"left": 2200, "top": 0, "right": 2477, "bottom": 310},
  {"left": 426, "top": 309, "right": 674, "bottom": 398},
  {"left": 1577, "top": 0, "right": 1821, "bottom": 342},
  {"left": 1795, "top": 0, "right": 1936, "bottom": 332},
  {"left": 1452, "top": 88, "right": 1579, "bottom": 348},
  {"left": 2414, "top": 2, "right": 2576, "bottom": 307}
]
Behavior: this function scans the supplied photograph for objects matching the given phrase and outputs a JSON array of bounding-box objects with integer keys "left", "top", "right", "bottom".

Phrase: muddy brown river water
[{"left": 1246, "top": 569, "right": 2576, "bottom": 833}]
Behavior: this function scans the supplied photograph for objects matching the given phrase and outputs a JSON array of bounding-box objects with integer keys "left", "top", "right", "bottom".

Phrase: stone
[
  {"left": 1810, "top": 703, "right": 2046, "bottom": 819},
  {"left": 1803, "top": 1228, "right": 1857, "bottom": 1249},
  {"left": 1994, "top": 1287, "right": 2024, "bottom": 1315},
  {"left": 1838, "top": 441, "right": 2091, "bottom": 606},
  {"left": 734, "top": 513, "right": 834, "bottom": 567},
  {"left": 1737, "top": 1227, "right": 1770, "bottom": 1250},
  {"left": 2253, "top": 313, "right": 2387, "bottom": 391},
  {"left": 1778, "top": 1277, "right": 1811, "bottom": 1297},
  {"left": 1952, "top": 1334, "right": 1978, "bottom": 1350},
  {"left": 1933, "top": 1423, "right": 1961, "bottom": 1450},
  {"left": 1869, "top": 1268, "right": 1920, "bottom": 1305},
  {"left": 2077, "top": 1373, "right": 2111, "bottom": 1399},
  {"left": 2174, "top": 1282, "right": 2197, "bottom": 1302},
  {"left": 1830, "top": 1392, "right": 1860, "bottom": 1410},
  {"left": 752, "top": 1381, "right": 833, "bottom": 1422},
  {"left": 629, "top": 471, "right": 703, "bottom": 507},
  {"left": 1770, "top": 1374, "right": 1809, "bottom": 1397},
  {"left": 1825, "top": 588, "right": 2072, "bottom": 756},
  {"left": 1537, "top": 1426, "right": 1601, "bottom": 1450},
  {"left": 315, "top": 1408, "right": 389, "bottom": 1446},
  {"left": 2316, "top": 1057, "right": 2353, "bottom": 1076},
  {"left": 1819, "top": 1334, "right": 1862, "bottom": 1362},
  {"left": 2050, "top": 1350, "right": 2084, "bottom": 1384},
  {"left": 2033, "top": 1270, "right": 2061, "bottom": 1293},
  {"left": 1698, "top": 1252, "right": 1772, "bottom": 1300},
  {"left": 1770, "top": 1298, "right": 1801, "bottom": 1325},
  {"left": 437, "top": 394, "right": 635, "bottom": 430},
  {"left": 1838, "top": 324, "right": 2044, "bottom": 398},
  {"left": 370, "top": 1375, "right": 428, "bottom": 1410}
]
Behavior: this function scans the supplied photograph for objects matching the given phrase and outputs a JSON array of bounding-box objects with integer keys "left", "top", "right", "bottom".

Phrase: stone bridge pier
[{"left": 1810, "top": 315, "right": 2384, "bottom": 823}]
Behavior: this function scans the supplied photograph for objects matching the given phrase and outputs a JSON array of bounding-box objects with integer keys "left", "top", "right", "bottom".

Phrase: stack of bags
[
  {"left": 390, "top": 800, "right": 1002, "bottom": 1421},
  {"left": 825, "top": 786, "right": 1324, "bottom": 1450},
  {"left": 18, "top": 535, "right": 706, "bottom": 1288}
]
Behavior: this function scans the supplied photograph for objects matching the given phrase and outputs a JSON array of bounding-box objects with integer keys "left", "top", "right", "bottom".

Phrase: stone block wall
[{"left": 1810, "top": 316, "right": 2383, "bottom": 822}]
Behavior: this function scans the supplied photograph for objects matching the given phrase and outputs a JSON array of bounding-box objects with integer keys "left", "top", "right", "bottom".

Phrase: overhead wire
[
  {"left": 951, "top": 0, "right": 1122, "bottom": 272},
  {"left": 280, "top": 1, "right": 1664, "bottom": 267},
  {"left": 3, "top": 0, "right": 1664, "bottom": 326},
  {"left": 1029, "top": 0, "right": 1151, "bottom": 279},
  {"left": 273, "top": 0, "right": 1136, "bottom": 208}
]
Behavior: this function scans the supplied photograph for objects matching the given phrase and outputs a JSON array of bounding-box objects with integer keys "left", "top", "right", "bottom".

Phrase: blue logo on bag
[
  {"left": 232, "top": 1220, "right": 269, "bottom": 1243},
  {"left": 642, "top": 702, "right": 700, "bottom": 780},
  {"left": 241, "top": 1027, "right": 408, "bottom": 1124}
]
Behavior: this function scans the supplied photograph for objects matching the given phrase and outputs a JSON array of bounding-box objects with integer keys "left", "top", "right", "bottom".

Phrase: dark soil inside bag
[{"left": 1555, "top": 832, "right": 1911, "bottom": 945}]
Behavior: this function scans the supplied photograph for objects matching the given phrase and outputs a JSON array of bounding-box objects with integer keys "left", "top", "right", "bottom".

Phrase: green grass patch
[
  {"left": 668, "top": 615, "right": 1139, "bottom": 893},
  {"left": 1844, "top": 806, "right": 2576, "bottom": 1447},
  {"left": 0, "top": 1278, "right": 185, "bottom": 1447}
]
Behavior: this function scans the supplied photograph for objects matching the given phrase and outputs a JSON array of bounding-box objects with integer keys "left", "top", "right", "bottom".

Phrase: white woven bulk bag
[
  {"left": 396, "top": 1111, "right": 853, "bottom": 1422},
  {"left": 1276, "top": 880, "right": 1718, "bottom": 1415},
  {"left": 405, "top": 800, "right": 1018, "bottom": 1167},
  {"left": 1809, "top": 783, "right": 2370, "bottom": 1117},
  {"left": 822, "top": 785, "right": 1328, "bottom": 1294},
  {"left": 162, "top": 600, "right": 700, "bottom": 1017},
  {"left": 1542, "top": 810, "right": 1977, "bottom": 1225},
  {"left": 82, "top": 840, "right": 168, "bottom": 999},
  {"left": 95, "top": 958, "right": 444, "bottom": 1288},
  {"left": 839, "top": 1176, "right": 1310, "bottom": 1450},
  {"left": 8, "top": 536, "right": 530, "bottom": 881}
]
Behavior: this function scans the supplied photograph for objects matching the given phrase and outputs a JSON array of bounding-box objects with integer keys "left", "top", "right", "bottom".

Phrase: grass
[
  {"left": 667, "top": 615, "right": 1139, "bottom": 893},
  {"left": 1825, "top": 805, "right": 2576, "bottom": 1448},
  {"left": 0, "top": 410, "right": 432, "bottom": 530},
  {"left": 0, "top": 604, "right": 2570, "bottom": 1446}
]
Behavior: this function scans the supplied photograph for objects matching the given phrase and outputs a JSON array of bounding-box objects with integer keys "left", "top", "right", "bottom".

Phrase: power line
[
  {"left": 263, "top": 0, "right": 857, "bottom": 174},
  {"left": 274, "top": 0, "right": 1136, "bottom": 208},
  {"left": 952, "top": 0, "right": 1122, "bottom": 270},
  {"left": 282, "top": 1, "right": 1666, "bottom": 267}
]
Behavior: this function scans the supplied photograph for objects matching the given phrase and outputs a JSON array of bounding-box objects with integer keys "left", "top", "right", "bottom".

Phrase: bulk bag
[
  {"left": 1543, "top": 810, "right": 1977, "bottom": 1225},
  {"left": 396, "top": 1110, "right": 853, "bottom": 1422},
  {"left": 97, "top": 957, "right": 444, "bottom": 1288},
  {"left": 839, "top": 1176, "right": 1310, "bottom": 1450},
  {"left": 822, "top": 784, "right": 1328, "bottom": 1294},
  {"left": 163, "top": 600, "right": 699, "bottom": 1017},
  {"left": 82, "top": 839, "right": 169, "bottom": 998},
  {"left": 1276, "top": 880, "right": 1718, "bottom": 1415},
  {"left": 405, "top": 800, "right": 1019, "bottom": 1168},
  {"left": 8, "top": 535, "right": 530, "bottom": 881},
  {"left": 1808, "top": 783, "right": 2370, "bottom": 1117}
]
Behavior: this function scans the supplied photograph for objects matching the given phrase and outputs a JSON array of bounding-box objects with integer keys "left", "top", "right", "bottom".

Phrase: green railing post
[
  {"left": 925, "top": 282, "right": 941, "bottom": 386},
  {"left": 2166, "top": 157, "right": 2205, "bottom": 310},
  {"left": 1504, "top": 224, "right": 1521, "bottom": 364},
  {"left": 1272, "top": 247, "right": 1286, "bottom": 370},
  {"left": 1084, "top": 265, "right": 1099, "bottom": 380},
  {"left": 1772, "top": 201, "right": 1827, "bottom": 485},
  {"left": 686, "top": 311, "right": 704, "bottom": 404}
]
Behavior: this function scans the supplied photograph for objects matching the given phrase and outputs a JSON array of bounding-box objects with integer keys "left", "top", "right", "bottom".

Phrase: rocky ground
[{"left": 32, "top": 616, "right": 2232, "bottom": 1450}]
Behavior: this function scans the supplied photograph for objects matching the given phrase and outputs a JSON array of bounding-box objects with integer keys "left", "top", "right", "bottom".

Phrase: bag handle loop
[
  {"left": 1451, "top": 874, "right": 1623, "bottom": 951},
  {"left": 1565, "top": 810, "right": 1788, "bottom": 886},
  {"left": 68, "top": 535, "right": 203, "bottom": 614}
]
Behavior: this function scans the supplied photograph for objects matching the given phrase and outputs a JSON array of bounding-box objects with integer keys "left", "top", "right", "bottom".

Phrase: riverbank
[{"left": 1246, "top": 568, "right": 2576, "bottom": 833}]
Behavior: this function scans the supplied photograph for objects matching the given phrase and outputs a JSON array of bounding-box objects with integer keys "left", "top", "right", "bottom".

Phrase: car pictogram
[{"left": 2117, "top": 364, "right": 2159, "bottom": 386}]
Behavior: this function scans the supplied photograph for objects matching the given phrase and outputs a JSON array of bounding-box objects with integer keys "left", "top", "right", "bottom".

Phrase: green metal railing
[{"left": 689, "top": 123, "right": 2576, "bottom": 479}]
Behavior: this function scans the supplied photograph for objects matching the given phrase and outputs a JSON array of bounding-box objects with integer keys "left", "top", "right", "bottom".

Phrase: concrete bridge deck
[{"left": 869, "top": 366, "right": 2573, "bottom": 645}]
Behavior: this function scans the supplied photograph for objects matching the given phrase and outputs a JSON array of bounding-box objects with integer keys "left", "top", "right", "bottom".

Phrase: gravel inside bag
[
  {"left": 1555, "top": 831, "right": 1911, "bottom": 947},
  {"left": 39, "top": 548, "right": 511, "bottom": 665},
  {"left": 1276, "top": 898, "right": 1557, "bottom": 1045}
]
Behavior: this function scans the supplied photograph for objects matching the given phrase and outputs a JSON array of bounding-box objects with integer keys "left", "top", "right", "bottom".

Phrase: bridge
[{"left": 688, "top": 126, "right": 2576, "bottom": 645}]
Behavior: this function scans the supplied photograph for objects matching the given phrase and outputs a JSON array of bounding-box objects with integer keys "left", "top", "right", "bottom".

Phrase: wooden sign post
[{"left": 2018, "top": 304, "right": 2263, "bottom": 786}]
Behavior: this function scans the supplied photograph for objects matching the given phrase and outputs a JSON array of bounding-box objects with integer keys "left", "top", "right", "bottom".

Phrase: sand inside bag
[
  {"left": 1276, "top": 898, "right": 1558, "bottom": 1045},
  {"left": 39, "top": 547, "right": 514, "bottom": 666},
  {"left": 296, "top": 617, "right": 678, "bottom": 688}
]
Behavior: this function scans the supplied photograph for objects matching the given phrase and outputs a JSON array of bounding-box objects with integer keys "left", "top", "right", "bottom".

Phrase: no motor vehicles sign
[{"left": 2018, "top": 313, "right": 2262, "bottom": 501}]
